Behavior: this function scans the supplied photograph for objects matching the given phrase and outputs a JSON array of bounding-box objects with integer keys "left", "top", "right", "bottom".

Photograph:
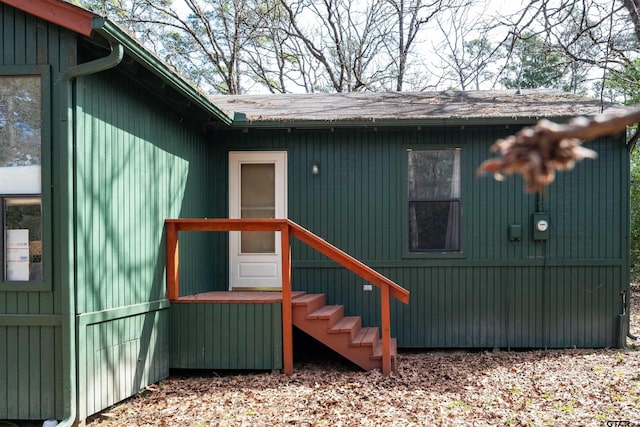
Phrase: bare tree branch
[
  {"left": 486, "top": 0, "right": 637, "bottom": 97},
  {"left": 623, "top": 0, "right": 640, "bottom": 43},
  {"left": 382, "top": 0, "right": 467, "bottom": 91},
  {"left": 433, "top": 6, "right": 497, "bottom": 90}
]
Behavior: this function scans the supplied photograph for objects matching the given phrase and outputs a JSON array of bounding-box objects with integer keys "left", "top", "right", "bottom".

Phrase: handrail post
[
  {"left": 166, "top": 222, "right": 179, "bottom": 301},
  {"left": 280, "top": 223, "right": 293, "bottom": 375},
  {"left": 381, "top": 284, "right": 391, "bottom": 375}
]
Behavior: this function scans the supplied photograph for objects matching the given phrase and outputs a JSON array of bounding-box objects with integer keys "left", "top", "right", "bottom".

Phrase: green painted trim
[
  {"left": 0, "top": 64, "right": 49, "bottom": 75},
  {"left": 92, "top": 20, "right": 233, "bottom": 126},
  {"left": 292, "top": 259, "right": 627, "bottom": 268},
  {"left": 401, "top": 251, "right": 468, "bottom": 260},
  {"left": 545, "top": 259, "right": 627, "bottom": 267},
  {"left": 77, "top": 299, "right": 170, "bottom": 327},
  {"left": 0, "top": 314, "right": 62, "bottom": 326},
  {"left": 0, "top": 282, "right": 50, "bottom": 292}
]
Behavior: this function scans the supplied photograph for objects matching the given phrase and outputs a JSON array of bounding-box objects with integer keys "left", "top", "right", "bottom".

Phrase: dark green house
[{"left": 0, "top": 0, "right": 631, "bottom": 425}]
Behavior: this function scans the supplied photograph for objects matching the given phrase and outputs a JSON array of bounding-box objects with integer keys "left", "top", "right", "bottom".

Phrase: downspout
[
  {"left": 57, "top": 32, "right": 123, "bottom": 427},
  {"left": 619, "top": 289, "right": 635, "bottom": 347}
]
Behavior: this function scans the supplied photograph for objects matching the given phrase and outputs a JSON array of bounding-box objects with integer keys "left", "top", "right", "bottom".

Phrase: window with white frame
[
  {"left": 0, "top": 75, "right": 43, "bottom": 282},
  {"left": 407, "top": 148, "right": 461, "bottom": 252}
]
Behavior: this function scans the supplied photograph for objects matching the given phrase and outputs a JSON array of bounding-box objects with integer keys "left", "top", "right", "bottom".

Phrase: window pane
[
  {"left": 240, "top": 163, "right": 275, "bottom": 253},
  {"left": 0, "top": 76, "right": 41, "bottom": 193},
  {"left": 241, "top": 164, "right": 275, "bottom": 209},
  {"left": 241, "top": 231, "right": 276, "bottom": 253},
  {"left": 408, "top": 149, "right": 461, "bottom": 252},
  {"left": 409, "top": 201, "right": 460, "bottom": 251},
  {"left": 4, "top": 197, "right": 42, "bottom": 281},
  {"left": 408, "top": 149, "right": 460, "bottom": 199}
]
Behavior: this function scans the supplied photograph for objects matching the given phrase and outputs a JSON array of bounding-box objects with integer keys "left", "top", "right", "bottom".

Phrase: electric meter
[
  {"left": 532, "top": 213, "right": 550, "bottom": 240},
  {"left": 536, "top": 219, "right": 549, "bottom": 232}
]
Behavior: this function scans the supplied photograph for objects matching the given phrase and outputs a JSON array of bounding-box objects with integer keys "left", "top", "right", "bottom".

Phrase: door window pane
[{"left": 241, "top": 163, "right": 275, "bottom": 253}]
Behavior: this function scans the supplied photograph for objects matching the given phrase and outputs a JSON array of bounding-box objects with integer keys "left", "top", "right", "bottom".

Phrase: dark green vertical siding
[
  {"left": 74, "top": 71, "right": 188, "bottom": 313},
  {"left": 74, "top": 74, "right": 228, "bottom": 311},
  {"left": 77, "top": 307, "right": 169, "bottom": 420},
  {"left": 548, "top": 140, "right": 625, "bottom": 259},
  {"left": 0, "top": 325, "right": 62, "bottom": 419},
  {"left": 0, "top": 4, "right": 77, "bottom": 419},
  {"left": 219, "top": 126, "right": 629, "bottom": 349},
  {"left": 170, "top": 302, "right": 283, "bottom": 370},
  {"left": 73, "top": 66, "right": 227, "bottom": 418}
]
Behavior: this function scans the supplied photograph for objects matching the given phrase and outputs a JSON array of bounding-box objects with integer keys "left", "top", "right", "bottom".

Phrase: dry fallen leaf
[
  {"left": 86, "top": 286, "right": 640, "bottom": 427},
  {"left": 478, "top": 119, "right": 598, "bottom": 193},
  {"left": 478, "top": 109, "right": 640, "bottom": 192}
]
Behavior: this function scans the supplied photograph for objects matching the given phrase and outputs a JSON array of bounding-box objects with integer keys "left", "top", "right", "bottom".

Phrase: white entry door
[{"left": 229, "top": 151, "right": 287, "bottom": 290}]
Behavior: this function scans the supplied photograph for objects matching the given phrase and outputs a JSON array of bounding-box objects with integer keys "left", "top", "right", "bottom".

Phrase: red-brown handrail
[{"left": 165, "top": 218, "right": 410, "bottom": 375}]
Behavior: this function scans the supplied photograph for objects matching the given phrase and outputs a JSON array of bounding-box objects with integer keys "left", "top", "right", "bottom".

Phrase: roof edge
[
  {"left": 225, "top": 116, "right": 546, "bottom": 130},
  {"left": 2, "top": 0, "right": 96, "bottom": 37},
  {"left": 93, "top": 20, "right": 233, "bottom": 126}
]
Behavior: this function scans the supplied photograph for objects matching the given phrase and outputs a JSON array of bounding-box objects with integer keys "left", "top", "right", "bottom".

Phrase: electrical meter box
[
  {"left": 532, "top": 212, "right": 550, "bottom": 240},
  {"left": 508, "top": 224, "right": 522, "bottom": 241}
]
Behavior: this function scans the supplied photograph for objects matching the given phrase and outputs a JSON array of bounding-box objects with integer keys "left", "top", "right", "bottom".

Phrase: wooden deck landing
[{"left": 174, "top": 291, "right": 306, "bottom": 304}]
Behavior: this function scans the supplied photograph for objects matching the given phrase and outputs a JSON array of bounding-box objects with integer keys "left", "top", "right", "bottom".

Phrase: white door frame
[{"left": 228, "top": 151, "right": 287, "bottom": 290}]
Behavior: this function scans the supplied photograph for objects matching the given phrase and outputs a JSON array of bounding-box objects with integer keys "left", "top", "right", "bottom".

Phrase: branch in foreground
[{"left": 477, "top": 108, "right": 640, "bottom": 193}]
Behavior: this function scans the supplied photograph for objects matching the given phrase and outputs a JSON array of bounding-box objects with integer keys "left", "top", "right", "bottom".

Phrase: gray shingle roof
[{"left": 209, "top": 90, "right": 625, "bottom": 128}]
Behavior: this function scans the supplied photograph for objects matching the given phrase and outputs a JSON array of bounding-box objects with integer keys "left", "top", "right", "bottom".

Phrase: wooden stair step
[
  {"left": 328, "top": 316, "right": 361, "bottom": 337},
  {"left": 306, "top": 305, "right": 344, "bottom": 327},
  {"left": 350, "top": 327, "right": 379, "bottom": 348},
  {"left": 291, "top": 293, "right": 320, "bottom": 305},
  {"left": 292, "top": 293, "right": 326, "bottom": 314},
  {"left": 371, "top": 338, "right": 397, "bottom": 372},
  {"left": 371, "top": 338, "right": 397, "bottom": 360}
]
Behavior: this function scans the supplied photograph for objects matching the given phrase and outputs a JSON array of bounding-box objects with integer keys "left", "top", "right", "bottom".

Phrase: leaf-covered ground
[{"left": 87, "top": 289, "right": 640, "bottom": 427}]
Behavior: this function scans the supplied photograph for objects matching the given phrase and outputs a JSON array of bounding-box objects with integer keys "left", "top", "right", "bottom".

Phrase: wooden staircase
[
  {"left": 292, "top": 293, "right": 397, "bottom": 372},
  {"left": 167, "top": 218, "right": 409, "bottom": 375}
]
